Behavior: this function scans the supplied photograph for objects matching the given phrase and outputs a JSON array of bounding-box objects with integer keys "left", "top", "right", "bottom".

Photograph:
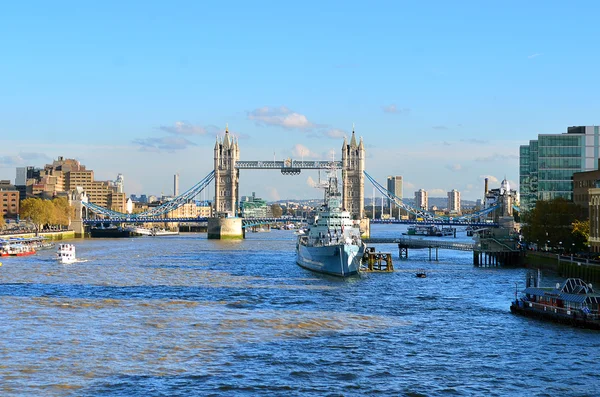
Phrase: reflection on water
[{"left": 0, "top": 225, "right": 599, "bottom": 396}]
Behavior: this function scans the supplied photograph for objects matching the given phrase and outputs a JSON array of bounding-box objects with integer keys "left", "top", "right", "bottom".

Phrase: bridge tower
[
  {"left": 342, "top": 128, "right": 365, "bottom": 219},
  {"left": 213, "top": 127, "right": 240, "bottom": 216}
]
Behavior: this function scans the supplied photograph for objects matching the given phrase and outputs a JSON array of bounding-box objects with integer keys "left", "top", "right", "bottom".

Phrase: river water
[{"left": 0, "top": 225, "right": 598, "bottom": 396}]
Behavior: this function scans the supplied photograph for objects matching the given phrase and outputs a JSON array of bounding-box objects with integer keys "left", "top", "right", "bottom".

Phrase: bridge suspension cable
[
  {"left": 82, "top": 170, "right": 215, "bottom": 219},
  {"left": 363, "top": 171, "right": 500, "bottom": 222}
]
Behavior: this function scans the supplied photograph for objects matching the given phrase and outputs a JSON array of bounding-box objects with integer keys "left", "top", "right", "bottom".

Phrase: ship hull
[{"left": 296, "top": 243, "right": 364, "bottom": 277}]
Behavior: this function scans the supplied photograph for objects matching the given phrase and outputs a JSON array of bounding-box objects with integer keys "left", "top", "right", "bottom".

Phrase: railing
[
  {"left": 365, "top": 237, "right": 475, "bottom": 251},
  {"left": 522, "top": 300, "right": 600, "bottom": 320},
  {"left": 235, "top": 160, "right": 342, "bottom": 169}
]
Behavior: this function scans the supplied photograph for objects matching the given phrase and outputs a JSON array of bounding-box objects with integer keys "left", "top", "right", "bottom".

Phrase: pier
[{"left": 365, "top": 237, "right": 474, "bottom": 261}]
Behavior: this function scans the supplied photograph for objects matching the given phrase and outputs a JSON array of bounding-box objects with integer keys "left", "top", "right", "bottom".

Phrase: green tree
[
  {"left": 52, "top": 197, "right": 73, "bottom": 227},
  {"left": 271, "top": 204, "right": 283, "bottom": 218},
  {"left": 20, "top": 198, "right": 52, "bottom": 232},
  {"left": 521, "top": 198, "right": 586, "bottom": 251},
  {"left": 571, "top": 219, "right": 590, "bottom": 253}
]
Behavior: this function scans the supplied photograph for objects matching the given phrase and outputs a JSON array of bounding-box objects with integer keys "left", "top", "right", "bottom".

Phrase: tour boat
[
  {"left": 56, "top": 243, "right": 77, "bottom": 264},
  {"left": 296, "top": 167, "right": 365, "bottom": 277},
  {"left": 511, "top": 271, "right": 600, "bottom": 329},
  {"left": 1, "top": 242, "right": 36, "bottom": 257}
]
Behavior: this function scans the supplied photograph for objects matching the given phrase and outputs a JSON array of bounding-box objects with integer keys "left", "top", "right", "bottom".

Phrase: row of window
[
  {"left": 538, "top": 136, "right": 581, "bottom": 147},
  {"left": 538, "top": 147, "right": 583, "bottom": 157}
]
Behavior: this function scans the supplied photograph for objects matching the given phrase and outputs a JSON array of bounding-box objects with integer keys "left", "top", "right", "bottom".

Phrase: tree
[
  {"left": 52, "top": 197, "right": 73, "bottom": 227},
  {"left": 0, "top": 212, "right": 5, "bottom": 229},
  {"left": 521, "top": 198, "right": 586, "bottom": 251},
  {"left": 20, "top": 198, "right": 52, "bottom": 232},
  {"left": 271, "top": 204, "right": 283, "bottom": 218},
  {"left": 571, "top": 219, "right": 590, "bottom": 253}
]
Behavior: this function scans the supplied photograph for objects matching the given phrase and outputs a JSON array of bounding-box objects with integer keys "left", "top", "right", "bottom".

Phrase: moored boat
[
  {"left": 510, "top": 271, "right": 600, "bottom": 330},
  {"left": 296, "top": 167, "right": 365, "bottom": 277},
  {"left": 56, "top": 243, "right": 77, "bottom": 264},
  {"left": 90, "top": 225, "right": 143, "bottom": 238}
]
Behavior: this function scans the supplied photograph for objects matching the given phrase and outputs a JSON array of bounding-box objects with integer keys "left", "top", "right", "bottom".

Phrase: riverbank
[
  {"left": 524, "top": 251, "right": 600, "bottom": 283},
  {"left": 0, "top": 230, "right": 76, "bottom": 241}
]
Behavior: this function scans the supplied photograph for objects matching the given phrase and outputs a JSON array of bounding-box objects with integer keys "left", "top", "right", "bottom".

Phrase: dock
[{"left": 361, "top": 247, "right": 393, "bottom": 272}]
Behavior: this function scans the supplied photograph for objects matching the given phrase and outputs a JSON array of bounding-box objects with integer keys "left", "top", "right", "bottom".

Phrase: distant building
[
  {"left": 386, "top": 176, "right": 403, "bottom": 215},
  {"left": 14, "top": 156, "right": 128, "bottom": 213},
  {"left": 0, "top": 180, "right": 19, "bottom": 219},
  {"left": 447, "top": 189, "right": 461, "bottom": 214},
  {"left": 520, "top": 126, "right": 600, "bottom": 212},
  {"left": 485, "top": 178, "right": 518, "bottom": 218},
  {"left": 573, "top": 161, "right": 600, "bottom": 217},
  {"left": 240, "top": 192, "right": 269, "bottom": 218},
  {"left": 414, "top": 189, "right": 428, "bottom": 211},
  {"left": 174, "top": 173, "right": 180, "bottom": 197}
]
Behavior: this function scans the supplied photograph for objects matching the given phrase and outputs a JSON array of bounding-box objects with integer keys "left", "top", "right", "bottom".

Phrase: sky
[{"left": 1, "top": 1, "right": 600, "bottom": 201}]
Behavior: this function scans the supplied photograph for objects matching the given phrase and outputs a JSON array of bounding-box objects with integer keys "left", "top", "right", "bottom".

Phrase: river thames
[{"left": 1, "top": 225, "right": 598, "bottom": 396}]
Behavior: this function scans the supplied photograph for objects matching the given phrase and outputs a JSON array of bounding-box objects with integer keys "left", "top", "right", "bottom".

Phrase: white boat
[
  {"left": 56, "top": 243, "right": 76, "bottom": 264},
  {"left": 127, "top": 226, "right": 153, "bottom": 236},
  {"left": 296, "top": 167, "right": 365, "bottom": 277},
  {"left": 150, "top": 228, "right": 179, "bottom": 236}
]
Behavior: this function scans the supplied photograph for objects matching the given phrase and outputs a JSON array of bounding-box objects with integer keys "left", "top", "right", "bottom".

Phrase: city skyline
[{"left": 2, "top": 2, "right": 600, "bottom": 200}]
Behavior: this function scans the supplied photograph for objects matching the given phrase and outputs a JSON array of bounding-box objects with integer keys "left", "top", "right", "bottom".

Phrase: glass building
[{"left": 519, "top": 126, "right": 600, "bottom": 212}]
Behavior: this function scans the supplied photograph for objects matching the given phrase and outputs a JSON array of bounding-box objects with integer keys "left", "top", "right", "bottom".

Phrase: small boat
[
  {"left": 56, "top": 243, "right": 77, "bottom": 264},
  {"left": 510, "top": 271, "right": 600, "bottom": 329},
  {"left": 416, "top": 269, "right": 427, "bottom": 278},
  {"left": 150, "top": 228, "right": 179, "bottom": 236}
]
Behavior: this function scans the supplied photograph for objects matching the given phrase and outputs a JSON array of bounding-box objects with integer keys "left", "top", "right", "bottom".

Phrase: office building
[
  {"left": 386, "top": 176, "right": 403, "bottom": 215},
  {"left": 414, "top": 189, "right": 428, "bottom": 211},
  {"left": 240, "top": 192, "right": 269, "bottom": 218},
  {"left": 447, "top": 189, "right": 461, "bottom": 214},
  {"left": 520, "top": 126, "right": 600, "bottom": 212},
  {"left": 14, "top": 156, "right": 128, "bottom": 213},
  {"left": 0, "top": 180, "right": 19, "bottom": 219},
  {"left": 572, "top": 162, "right": 600, "bottom": 217}
]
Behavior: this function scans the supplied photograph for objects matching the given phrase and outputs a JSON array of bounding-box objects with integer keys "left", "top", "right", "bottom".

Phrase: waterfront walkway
[{"left": 365, "top": 237, "right": 475, "bottom": 252}]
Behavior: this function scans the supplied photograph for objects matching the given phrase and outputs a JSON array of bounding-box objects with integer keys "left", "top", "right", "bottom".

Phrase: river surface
[{"left": 0, "top": 225, "right": 598, "bottom": 396}]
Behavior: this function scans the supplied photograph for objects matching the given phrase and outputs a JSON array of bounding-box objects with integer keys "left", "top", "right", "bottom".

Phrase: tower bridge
[{"left": 71, "top": 125, "right": 506, "bottom": 238}]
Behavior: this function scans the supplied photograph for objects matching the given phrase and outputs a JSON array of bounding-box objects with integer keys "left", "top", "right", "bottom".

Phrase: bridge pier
[
  {"left": 428, "top": 247, "right": 439, "bottom": 261},
  {"left": 207, "top": 217, "right": 244, "bottom": 240}
]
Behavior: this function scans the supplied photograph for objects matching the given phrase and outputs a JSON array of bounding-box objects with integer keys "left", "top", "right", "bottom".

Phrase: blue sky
[{"left": 1, "top": 1, "right": 599, "bottom": 201}]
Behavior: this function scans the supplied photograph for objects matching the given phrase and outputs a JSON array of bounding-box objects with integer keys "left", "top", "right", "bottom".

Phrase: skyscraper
[
  {"left": 414, "top": 189, "right": 428, "bottom": 211},
  {"left": 386, "top": 176, "right": 403, "bottom": 215},
  {"left": 174, "top": 173, "right": 180, "bottom": 197},
  {"left": 447, "top": 189, "right": 461, "bottom": 213},
  {"left": 520, "top": 125, "right": 600, "bottom": 212}
]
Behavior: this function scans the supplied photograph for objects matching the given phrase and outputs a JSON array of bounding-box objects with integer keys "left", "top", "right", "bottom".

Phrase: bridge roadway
[
  {"left": 365, "top": 236, "right": 476, "bottom": 251},
  {"left": 370, "top": 219, "right": 498, "bottom": 227},
  {"left": 83, "top": 217, "right": 308, "bottom": 227}
]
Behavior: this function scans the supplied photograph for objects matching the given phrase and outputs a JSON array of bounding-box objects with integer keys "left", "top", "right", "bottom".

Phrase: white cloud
[
  {"left": 382, "top": 104, "right": 410, "bottom": 114},
  {"left": 248, "top": 106, "right": 315, "bottom": 130},
  {"left": 292, "top": 144, "right": 319, "bottom": 159},
  {"left": 159, "top": 121, "right": 210, "bottom": 136},
  {"left": 528, "top": 53, "right": 542, "bottom": 59},
  {"left": 432, "top": 125, "right": 448, "bottom": 130},
  {"left": 132, "top": 136, "right": 197, "bottom": 152},
  {"left": 265, "top": 186, "right": 280, "bottom": 201},
  {"left": 445, "top": 164, "right": 462, "bottom": 171},
  {"left": 306, "top": 176, "right": 317, "bottom": 187},
  {"left": 479, "top": 175, "right": 499, "bottom": 184},
  {"left": 323, "top": 128, "right": 346, "bottom": 139},
  {"left": 429, "top": 188, "right": 447, "bottom": 196},
  {"left": 0, "top": 152, "right": 50, "bottom": 167},
  {"left": 476, "top": 153, "right": 519, "bottom": 162}
]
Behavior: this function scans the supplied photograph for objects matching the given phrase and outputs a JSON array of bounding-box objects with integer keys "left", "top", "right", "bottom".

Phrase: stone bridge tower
[
  {"left": 214, "top": 127, "right": 240, "bottom": 216},
  {"left": 342, "top": 128, "right": 365, "bottom": 219}
]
